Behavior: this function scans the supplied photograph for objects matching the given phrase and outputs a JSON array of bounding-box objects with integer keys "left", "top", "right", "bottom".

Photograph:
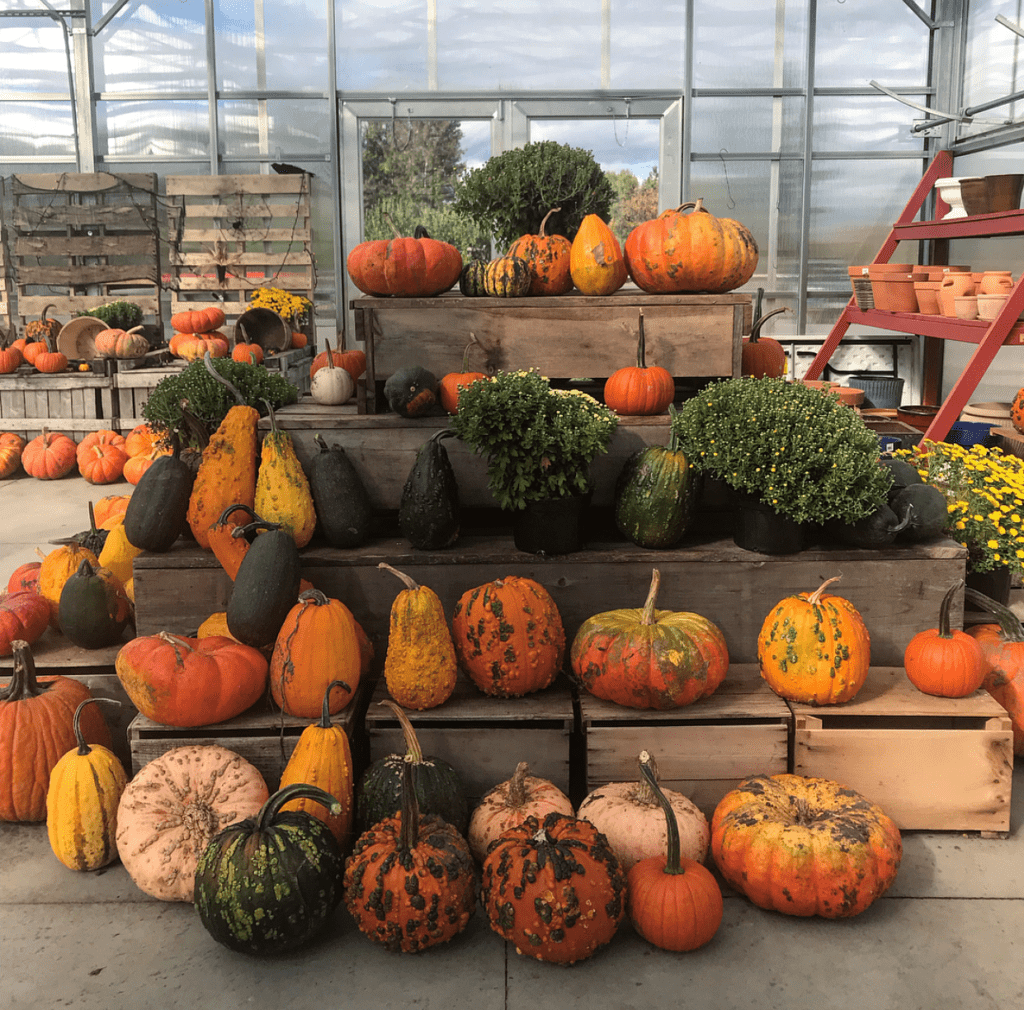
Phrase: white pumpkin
[
  {"left": 310, "top": 337, "right": 354, "bottom": 404},
  {"left": 576, "top": 753, "right": 710, "bottom": 872}
]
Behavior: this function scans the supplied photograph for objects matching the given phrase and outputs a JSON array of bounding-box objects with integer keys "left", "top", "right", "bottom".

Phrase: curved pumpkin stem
[
  {"left": 538, "top": 206, "right": 561, "bottom": 237},
  {"left": 203, "top": 352, "right": 246, "bottom": 405},
  {"left": 636, "top": 310, "right": 648, "bottom": 368},
  {"left": 0, "top": 641, "right": 51, "bottom": 702},
  {"left": 318, "top": 678, "right": 352, "bottom": 729},
  {"left": 253, "top": 783, "right": 342, "bottom": 832},
  {"left": 216, "top": 502, "right": 260, "bottom": 528},
  {"left": 935, "top": 580, "right": 963, "bottom": 639},
  {"left": 806, "top": 576, "right": 842, "bottom": 606},
  {"left": 40, "top": 303, "right": 56, "bottom": 326},
  {"left": 748, "top": 306, "right": 790, "bottom": 344},
  {"left": 378, "top": 561, "right": 420, "bottom": 593},
  {"left": 322, "top": 337, "right": 336, "bottom": 370},
  {"left": 506, "top": 761, "right": 531, "bottom": 808},
  {"left": 262, "top": 398, "right": 280, "bottom": 435},
  {"left": 377, "top": 698, "right": 424, "bottom": 762},
  {"left": 964, "top": 587, "right": 1024, "bottom": 643},
  {"left": 671, "top": 199, "right": 705, "bottom": 217},
  {"left": 638, "top": 750, "right": 687, "bottom": 875},
  {"left": 154, "top": 630, "right": 195, "bottom": 663},
  {"left": 639, "top": 568, "right": 662, "bottom": 627},
  {"left": 72, "top": 697, "right": 121, "bottom": 756},
  {"left": 398, "top": 754, "right": 422, "bottom": 852}
]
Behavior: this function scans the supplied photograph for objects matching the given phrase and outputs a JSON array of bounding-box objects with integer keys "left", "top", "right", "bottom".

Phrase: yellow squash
[
  {"left": 98, "top": 520, "right": 144, "bottom": 587},
  {"left": 379, "top": 562, "right": 457, "bottom": 710},
  {"left": 254, "top": 401, "right": 316, "bottom": 548}
]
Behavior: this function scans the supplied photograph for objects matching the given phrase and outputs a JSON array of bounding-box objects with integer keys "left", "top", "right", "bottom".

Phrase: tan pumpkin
[
  {"left": 115, "top": 744, "right": 269, "bottom": 901},
  {"left": 576, "top": 752, "right": 710, "bottom": 872},
  {"left": 467, "top": 761, "right": 574, "bottom": 863},
  {"left": 569, "top": 214, "right": 627, "bottom": 296},
  {"left": 94, "top": 325, "right": 149, "bottom": 359}
]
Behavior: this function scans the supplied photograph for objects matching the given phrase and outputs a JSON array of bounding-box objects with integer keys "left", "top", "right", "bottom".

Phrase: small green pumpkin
[
  {"left": 57, "top": 559, "right": 132, "bottom": 649},
  {"left": 398, "top": 429, "right": 460, "bottom": 550},
  {"left": 891, "top": 483, "right": 948, "bottom": 543},
  {"left": 194, "top": 783, "right": 345, "bottom": 955},
  {"left": 384, "top": 366, "right": 439, "bottom": 418},
  {"left": 458, "top": 260, "right": 489, "bottom": 297},
  {"left": 484, "top": 255, "right": 532, "bottom": 297},
  {"left": 355, "top": 699, "right": 468, "bottom": 834}
]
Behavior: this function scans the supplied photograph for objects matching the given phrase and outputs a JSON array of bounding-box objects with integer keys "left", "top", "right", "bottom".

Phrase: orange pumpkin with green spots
[
  {"left": 507, "top": 207, "right": 573, "bottom": 296},
  {"left": 757, "top": 575, "right": 870, "bottom": 704},
  {"left": 451, "top": 575, "right": 565, "bottom": 698}
]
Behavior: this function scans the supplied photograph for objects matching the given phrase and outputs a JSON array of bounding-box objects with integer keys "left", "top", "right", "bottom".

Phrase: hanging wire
[
  {"left": 390, "top": 99, "right": 413, "bottom": 152},
  {"left": 718, "top": 150, "right": 736, "bottom": 209},
  {"left": 611, "top": 98, "right": 631, "bottom": 147}
]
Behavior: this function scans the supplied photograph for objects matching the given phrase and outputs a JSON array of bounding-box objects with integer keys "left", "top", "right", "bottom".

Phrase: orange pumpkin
[
  {"left": 741, "top": 301, "right": 789, "bottom": 379},
  {"left": 310, "top": 345, "right": 366, "bottom": 382},
  {"left": 231, "top": 332, "right": 264, "bottom": 365},
  {"left": 23, "top": 303, "right": 61, "bottom": 343},
  {"left": 93, "top": 494, "right": 132, "bottom": 527},
  {"left": 123, "top": 446, "right": 171, "bottom": 486},
  {"left": 1011, "top": 387, "right": 1024, "bottom": 435},
  {"left": 347, "top": 220, "right": 462, "bottom": 298},
  {"left": 124, "top": 422, "right": 164, "bottom": 458},
  {"left": 438, "top": 339, "right": 488, "bottom": 414},
  {"left": 603, "top": 310, "right": 675, "bottom": 416},
  {"left": 171, "top": 306, "right": 226, "bottom": 335},
  {"left": 94, "top": 325, "right": 149, "bottom": 359},
  {"left": 175, "top": 332, "right": 228, "bottom": 362},
  {"left": 0, "top": 326, "right": 22, "bottom": 374},
  {"left": 21, "top": 427, "right": 77, "bottom": 480},
  {"left": 904, "top": 581, "right": 986, "bottom": 698},
  {"left": 77, "top": 443, "right": 128, "bottom": 485},
  {"left": 625, "top": 199, "right": 759, "bottom": 294},
  {"left": 32, "top": 334, "right": 68, "bottom": 374},
  {"left": 507, "top": 207, "right": 574, "bottom": 296},
  {"left": 0, "top": 432, "right": 25, "bottom": 479},
  {"left": 569, "top": 214, "right": 627, "bottom": 296},
  {"left": 290, "top": 331, "right": 308, "bottom": 349}
]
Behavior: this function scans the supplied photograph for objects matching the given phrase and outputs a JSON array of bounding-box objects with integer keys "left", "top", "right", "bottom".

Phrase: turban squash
[
  {"left": 624, "top": 198, "right": 759, "bottom": 294},
  {"left": 711, "top": 773, "right": 902, "bottom": 918}
]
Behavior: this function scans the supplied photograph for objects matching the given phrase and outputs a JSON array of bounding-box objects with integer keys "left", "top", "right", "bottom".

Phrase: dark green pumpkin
[
  {"left": 882, "top": 457, "right": 924, "bottom": 498},
  {"left": 123, "top": 431, "right": 195, "bottom": 552},
  {"left": 355, "top": 699, "right": 468, "bottom": 835},
  {"left": 614, "top": 421, "right": 699, "bottom": 549},
  {"left": 194, "top": 783, "right": 345, "bottom": 955},
  {"left": 57, "top": 558, "right": 131, "bottom": 649},
  {"left": 824, "top": 501, "right": 911, "bottom": 549},
  {"left": 384, "top": 366, "right": 439, "bottom": 418},
  {"left": 308, "top": 434, "right": 373, "bottom": 548},
  {"left": 226, "top": 516, "right": 302, "bottom": 648},
  {"left": 891, "top": 482, "right": 948, "bottom": 543},
  {"left": 484, "top": 255, "right": 531, "bottom": 297},
  {"left": 399, "top": 429, "right": 460, "bottom": 549},
  {"left": 458, "top": 260, "right": 488, "bottom": 297}
]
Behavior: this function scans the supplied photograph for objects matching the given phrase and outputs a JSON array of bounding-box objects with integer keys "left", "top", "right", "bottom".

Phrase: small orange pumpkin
[
  {"left": 438, "top": 338, "right": 488, "bottom": 414},
  {"left": 21, "top": 427, "right": 78, "bottom": 480},
  {"left": 507, "top": 207, "right": 574, "bottom": 296},
  {"left": 603, "top": 310, "right": 675, "bottom": 416},
  {"left": 310, "top": 344, "right": 366, "bottom": 382},
  {"left": 290, "top": 331, "right": 308, "bottom": 349},
  {"left": 569, "top": 214, "right": 627, "bottom": 296},
  {"left": 231, "top": 331, "right": 264, "bottom": 365},
  {"left": 0, "top": 326, "right": 22, "bottom": 374},
  {"left": 78, "top": 443, "right": 128, "bottom": 485},
  {"left": 170, "top": 306, "right": 226, "bottom": 335},
  {"left": 904, "top": 581, "right": 986, "bottom": 698},
  {"left": 32, "top": 334, "right": 68, "bottom": 374},
  {"left": 741, "top": 299, "right": 789, "bottom": 379},
  {"left": 124, "top": 423, "right": 164, "bottom": 458}
]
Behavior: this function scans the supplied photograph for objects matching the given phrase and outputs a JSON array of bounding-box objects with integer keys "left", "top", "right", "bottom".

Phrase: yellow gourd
[
  {"left": 186, "top": 357, "right": 259, "bottom": 549},
  {"left": 197, "top": 611, "right": 239, "bottom": 641},
  {"left": 570, "top": 214, "right": 628, "bottom": 296},
  {"left": 254, "top": 400, "right": 316, "bottom": 548},
  {"left": 46, "top": 698, "right": 128, "bottom": 871},
  {"left": 378, "top": 562, "right": 457, "bottom": 711},
  {"left": 98, "top": 521, "right": 144, "bottom": 586}
]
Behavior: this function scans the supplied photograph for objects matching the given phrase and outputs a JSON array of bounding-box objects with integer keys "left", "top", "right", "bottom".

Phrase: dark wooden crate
[
  {"left": 579, "top": 663, "right": 791, "bottom": 818},
  {"left": 363, "top": 675, "right": 575, "bottom": 802}
]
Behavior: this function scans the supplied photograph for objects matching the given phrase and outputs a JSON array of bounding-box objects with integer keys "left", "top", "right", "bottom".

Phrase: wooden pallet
[
  {"left": 0, "top": 186, "right": 11, "bottom": 328},
  {"left": 790, "top": 667, "right": 1013, "bottom": 834},
  {"left": 0, "top": 368, "right": 116, "bottom": 440},
  {"left": 363, "top": 675, "right": 575, "bottom": 803},
  {"left": 165, "top": 174, "right": 314, "bottom": 326},
  {"left": 579, "top": 663, "right": 791, "bottom": 818},
  {"left": 8, "top": 173, "right": 162, "bottom": 328}
]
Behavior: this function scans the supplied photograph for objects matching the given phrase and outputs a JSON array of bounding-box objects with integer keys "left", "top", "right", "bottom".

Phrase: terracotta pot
[
  {"left": 869, "top": 268, "right": 918, "bottom": 313},
  {"left": 914, "top": 280, "right": 942, "bottom": 314},
  {"left": 938, "top": 272, "right": 976, "bottom": 316},
  {"left": 954, "top": 295, "right": 979, "bottom": 321},
  {"left": 978, "top": 293, "right": 1010, "bottom": 321},
  {"left": 896, "top": 404, "right": 941, "bottom": 432},
  {"left": 984, "top": 174, "right": 1024, "bottom": 213},
  {"left": 978, "top": 271, "right": 1014, "bottom": 295}
]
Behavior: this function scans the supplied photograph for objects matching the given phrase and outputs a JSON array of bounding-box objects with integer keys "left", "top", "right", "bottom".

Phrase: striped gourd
[{"left": 483, "top": 255, "right": 532, "bottom": 297}]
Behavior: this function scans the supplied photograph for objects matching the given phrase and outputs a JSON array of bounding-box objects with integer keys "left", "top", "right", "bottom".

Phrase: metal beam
[
  {"left": 204, "top": 0, "right": 219, "bottom": 174},
  {"left": 90, "top": 0, "right": 133, "bottom": 36}
]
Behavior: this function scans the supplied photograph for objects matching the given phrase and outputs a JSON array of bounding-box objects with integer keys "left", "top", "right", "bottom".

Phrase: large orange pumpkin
[
  {"left": 451, "top": 576, "right": 565, "bottom": 698},
  {"left": 569, "top": 214, "right": 627, "bottom": 296},
  {"left": 507, "top": 207, "right": 574, "bottom": 296},
  {"left": 170, "top": 306, "right": 226, "bottom": 335},
  {"left": 21, "top": 427, "right": 77, "bottom": 480},
  {"left": 625, "top": 199, "right": 759, "bottom": 294},
  {"left": 114, "top": 632, "right": 269, "bottom": 727},
  {"left": 347, "top": 222, "right": 462, "bottom": 298}
]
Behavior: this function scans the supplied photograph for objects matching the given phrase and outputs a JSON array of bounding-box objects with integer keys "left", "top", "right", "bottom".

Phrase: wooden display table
[
  {"left": 791, "top": 668, "right": 1013, "bottom": 834},
  {"left": 351, "top": 289, "right": 751, "bottom": 413}
]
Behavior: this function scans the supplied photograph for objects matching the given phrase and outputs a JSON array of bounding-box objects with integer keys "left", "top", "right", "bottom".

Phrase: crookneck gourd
[{"left": 254, "top": 399, "right": 316, "bottom": 548}]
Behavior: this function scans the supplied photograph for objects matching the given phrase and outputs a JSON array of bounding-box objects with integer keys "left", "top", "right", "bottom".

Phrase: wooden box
[
  {"left": 132, "top": 534, "right": 968, "bottom": 669},
  {"left": 0, "top": 370, "right": 116, "bottom": 440},
  {"left": 263, "top": 345, "right": 314, "bottom": 395},
  {"left": 790, "top": 667, "right": 1013, "bottom": 834},
  {"left": 579, "top": 664, "right": 791, "bottom": 817},
  {"left": 363, "top": 676, "right": 575, "bottom": 802},
  {"left": 128, "top": 677, "right": 371, "bottom": 789},
  {"left": 352, "top": 290, "right": 749, "bottom": 413}
]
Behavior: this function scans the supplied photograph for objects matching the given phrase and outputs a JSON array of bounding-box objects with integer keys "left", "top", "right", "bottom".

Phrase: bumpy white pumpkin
[
  {"left": 310, "top": 338, "right": 354, "bottom": 404},
  {"left": 576, "top": 754, "right": 710, "bottom": 871}
]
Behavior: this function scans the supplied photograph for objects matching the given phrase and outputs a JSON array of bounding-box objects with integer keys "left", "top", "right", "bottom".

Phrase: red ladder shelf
[{"left": 803, "top": 149, "right": 1024, "bottom": 444}]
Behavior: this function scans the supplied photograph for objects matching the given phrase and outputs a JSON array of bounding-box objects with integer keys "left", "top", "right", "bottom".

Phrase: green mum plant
[
  {"left": 449, "top": 369, "right": 619, "bottom": 511},
  {"left": 671, "top": 377, "right": 891, "bottom": 526}
]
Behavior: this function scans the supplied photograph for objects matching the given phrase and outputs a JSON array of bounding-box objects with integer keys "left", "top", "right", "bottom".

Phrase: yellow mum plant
[{"left": 248, "top": 286, "right": 312, "bottom": 324}]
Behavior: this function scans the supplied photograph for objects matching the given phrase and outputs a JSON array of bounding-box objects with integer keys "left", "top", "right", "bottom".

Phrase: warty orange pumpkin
[{"left": 507, "top": 206, "right": 574, "bottom": 296}]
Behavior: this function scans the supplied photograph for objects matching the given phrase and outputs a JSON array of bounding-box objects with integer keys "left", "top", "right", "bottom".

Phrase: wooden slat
[
  {"left": 177, "top": 227, "right": 311, "bottom": 244},
  {"left": 14, "top": 205, "right": 158, "bottom": 230},
  {"left": 170, "top": 251, "right": 312, "bottom": 267},
  {"left": 17, "top": 264, "right": 160, "bottom": 286},
  {"left": 12, "top": 173, "right": 157, "bottom": 195},
  {"left": 175, "top": 199, "right": 310, "bottom": 218},
  {"left": 17, "top": 295, "right": 161, "bottom": 318},
  {"left": 165, "top": 175, "right": 308, "bottom": 196},
  {"left": 175, "top": 271, "right": 313, "bottom": 292},
  {"left": 15, "top": 235, "right": 158, "bottom": 258}
]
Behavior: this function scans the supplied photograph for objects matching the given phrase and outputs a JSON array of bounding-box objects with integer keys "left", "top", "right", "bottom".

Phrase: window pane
[
  {"left": 0, "top": 16, "right": 70, "bottom": 94},
  {"left": 216, "top": 99, "right": 330, "bottom": 158},
  {"left": 0, "top": 102, "right": 75, "bottom": 160},
  {"left": 812, "top": 97, "right": 923, "bottom": 152},
  {"left": 100, "top": 102, "right": 208, "bottom": 160},
  {"left": 691, "top": 98, "right": 805, "bottom": 154},
  {"left": 962, "top": 0, "right": 1024, "bottom": 139}
]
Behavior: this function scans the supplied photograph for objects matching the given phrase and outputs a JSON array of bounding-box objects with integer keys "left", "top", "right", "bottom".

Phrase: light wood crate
[
  {"left": 790, "top": 667, "right": 1013, "bottom": 834},
  {"left": 0, "top": 369, "right": 115, "bottom": 440},
  {"left": 363, "top": 676, "right": 575, "bottom": 803},
  {"left": 579, "top": 663, "right": 791, "bottom": 818}
]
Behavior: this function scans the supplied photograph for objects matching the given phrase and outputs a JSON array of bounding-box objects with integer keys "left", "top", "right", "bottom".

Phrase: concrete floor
[{"left": 2, "top": 472, "right": 1023, "bottom": 1010}]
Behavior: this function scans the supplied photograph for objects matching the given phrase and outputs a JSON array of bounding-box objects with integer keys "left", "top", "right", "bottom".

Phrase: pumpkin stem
[
  {"left": 640, "top": 568, "right": 662, "bottom": 627},
  {"left": 630, "top": 750, "right": 660, "bottom": 806},
  {"left": 154, "top": 630, "right": 194, "bottom": 665},
  {"left": 262, "top": 398, "right": 279, "bottom": 435},
  {"left": 383, "top": 211, "right": 403, "bottom": 240},
  {"left": 254, "top": 783, "right": 342, "bottom": 832},
  {"left": 807, "top": 576, "right": 842, "bottom": 606},
  {"left": 398, "top": 754, "right": 422, "bottom": 852},
  {"left": 936, "top": 580, "right": 963, "bottom": 639},
  {"left": 461, "top": 336, "right": 477, "bottom": 373},
  {"left": 964, "top": 587, "right": 1024, "bottom": 643},
  {"left": 636, "top": 310, "right": 647, "bottom": 369},
  {"left": 748, "top": 306, "right": 789, "bottom": 344},
  {"left": 216, "top": 502, "right": 260, "bottom": 529},
  {"left": 319, "top": 678, "right": 352, "bottom": 729},
  {"left": 378, "top": 561, "right": 420, "bottom": 593},
  {"left": 378, "top": 699, "right": 424, "bottom": 762},
  {"left": 323, "top": 337, "right": 336, "bottom": 370},
  {"left": 72, "top": 697, "right": 120, "bottom": 756},
  {"left": 538, "top": 206, "right": 561, "bottom": 238},
  {"left": 0, "top": 641, "right": 51, "bottom": 702},
  {"left": 40, "top": 303, "right": 55, "bottom": 324},
  {"left": 231, "top": 517, "right": 282, "bottom": 541},
  {"left": 638, "top": 749, "right": 687, "bottom": 875},
  {"left": 203, "top": 352, "right": 246, "bottom": 405},
  {"left": 506, "top": 761, "right": 531, "bottom": 808}
]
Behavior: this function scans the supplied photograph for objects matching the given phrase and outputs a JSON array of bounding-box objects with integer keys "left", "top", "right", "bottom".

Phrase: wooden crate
[
  {"left": 363, "top": 675, "right": 575, "bottom": 802},
  {"left": 0, "top": 627, "right": 137, "bottom": 770},
  {"left": 165, "top": 174, "right": 314, "bottom": 326},
  {"left": 991, "top": 425, "right": 1024, "bottom": 458},
  {"left": 0, "top": 369, "right": 116, "bottom": 440},
  {"left": 579, "top": 664, "right": 791, "bottom": 818},
  {"left": 8, "top": 173, "right": 162, "bottom": 327},
  {"left": 256, "top": 403, "right": 672, "bottom": 509},
  {"left": 352, "top": 290, "right": 749, "bottom": 413},
  {"left": 263, "top": 345, "right": 313, "bottom": 395},
  {"left": 132, "top": 534, "right": 967, "bottom": 669},
  {"left": 128, "top": 674, "right": 372, "bottom": 788},
  {"left": 790, "top": 667, "right": 1013, "bottom": 834}
]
